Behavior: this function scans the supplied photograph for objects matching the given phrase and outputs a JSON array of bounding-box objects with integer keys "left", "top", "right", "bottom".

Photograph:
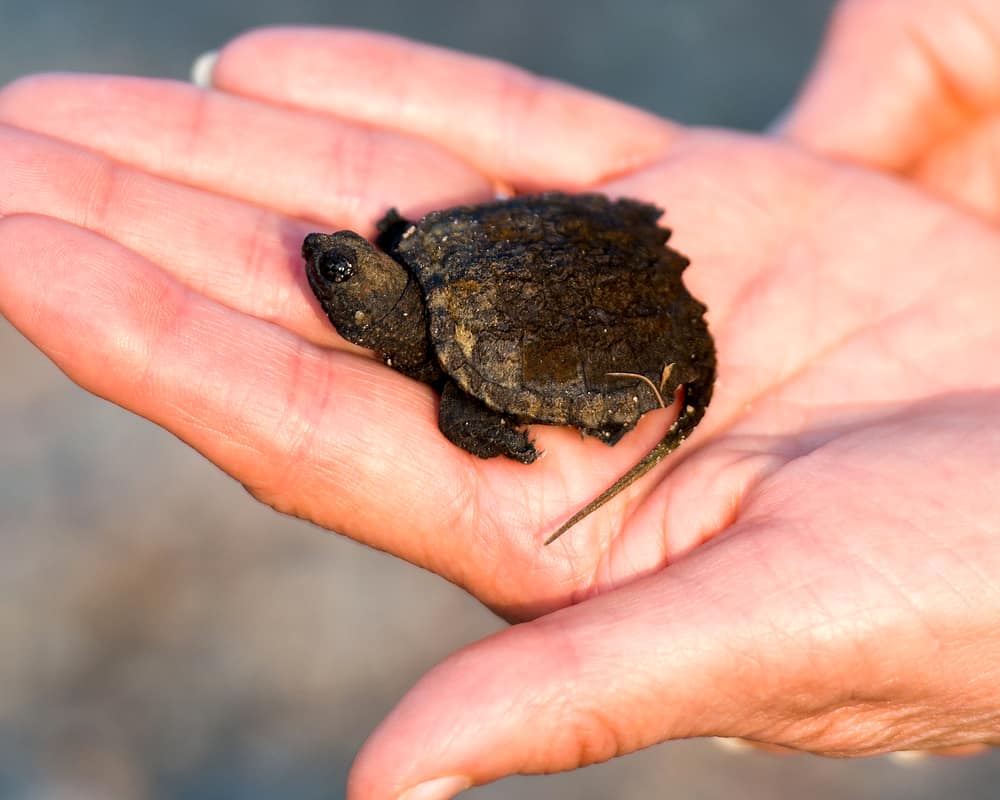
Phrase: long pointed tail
[{"left": 544, "top": 372, "right": 715, "bottom": 546}]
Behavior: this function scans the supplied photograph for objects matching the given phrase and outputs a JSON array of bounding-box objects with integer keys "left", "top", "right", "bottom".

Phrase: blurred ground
[{"left": 4, "top": 1, "right": 1000, "bottom": 798}]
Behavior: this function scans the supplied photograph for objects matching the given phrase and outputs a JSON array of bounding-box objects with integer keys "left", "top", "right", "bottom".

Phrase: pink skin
[
  {"left": 2, "top": 10, "right": 1000, "bottom": 798},
  {"left": 782, "top": 0, "right": 1000, "bottom": 220}
]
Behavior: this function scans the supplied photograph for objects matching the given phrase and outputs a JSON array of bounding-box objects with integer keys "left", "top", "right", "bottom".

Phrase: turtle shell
[{"left": 392, "top": 192, "right": 712, "bottom": 436}]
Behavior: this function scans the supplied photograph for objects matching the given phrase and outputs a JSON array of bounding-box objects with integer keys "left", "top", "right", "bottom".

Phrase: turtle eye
[{"left": 318, "top": 251, "right": 355, "bottom": 283}]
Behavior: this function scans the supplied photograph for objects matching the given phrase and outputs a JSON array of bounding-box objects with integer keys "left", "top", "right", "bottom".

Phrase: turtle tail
[{"left": 544, "top": 371, "right": 715, "bottom": 546}]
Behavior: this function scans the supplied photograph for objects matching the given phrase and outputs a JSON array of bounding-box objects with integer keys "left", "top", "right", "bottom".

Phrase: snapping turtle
[{"left": 303, "top": 192, "right": 715, "bottom": 544}]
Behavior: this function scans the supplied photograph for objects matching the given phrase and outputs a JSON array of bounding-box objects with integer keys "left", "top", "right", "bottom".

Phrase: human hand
[
  {"left": 782, "top": 0, "right": 1000, "bottom": 219},
  {"left": 2, "top": 28, "right": 999, "bottom": 800}
]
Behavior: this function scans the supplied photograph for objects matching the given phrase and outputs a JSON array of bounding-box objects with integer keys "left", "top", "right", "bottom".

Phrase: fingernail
[
  {"left": 396, "top": 775, "right": 472, "bottom": 800},
  {"left": 712, "top": 736, "right": 753, "bottom": 753},
  {"left": 190, "top": 50, "right": 218, "bottom": 88},
  {"left": 887, "top": 750, "right": 928, "bottom": 765}
]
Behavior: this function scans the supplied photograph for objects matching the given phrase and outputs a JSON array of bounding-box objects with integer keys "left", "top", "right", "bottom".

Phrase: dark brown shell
[{"left": 394, "top": 192, "right": 713, "bottom": 437}]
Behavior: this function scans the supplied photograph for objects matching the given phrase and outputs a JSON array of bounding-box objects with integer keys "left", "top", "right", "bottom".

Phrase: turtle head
[
  {"left": 303, "top": 230, "right": 436, "bottom": 380},
  {"left": 303, "top": 230, "right": 413, "bottom": 346}
]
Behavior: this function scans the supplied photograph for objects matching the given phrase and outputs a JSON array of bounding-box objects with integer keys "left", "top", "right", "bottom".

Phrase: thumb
[
  {"left": 780, "top": 0, "right": 1000, "bottom": 169},
  {"left": 346, "top": 540, "right": 787, "bottom": 800}
]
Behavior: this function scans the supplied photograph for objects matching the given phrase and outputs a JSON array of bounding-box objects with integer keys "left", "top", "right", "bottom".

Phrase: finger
[
  {"left": 346, "top": 537, "right": 805, "bottom": 798},
  {"left": 210, "top": 27, "right": 679, "bottom": 190},
  {"left": 0, "top": 214, "right": 622, "bottom": 611},
  {"left": 0, "top": 113, "right": 731, "bottom": 604},
  {"left": 0, "top": 123, "right": 348, "bottom": 347},
  {"left": 781, "top": 0, "right": 1000, "bottom": 169},
  {"left": 0, "top": 73, "right": 494, "bottom": 226},
  {"left": 348, "top": 416, "right": 1000, "bottom": 800},
  {"left": 0, "top": 215, "right": 482, "bottom": 575}
]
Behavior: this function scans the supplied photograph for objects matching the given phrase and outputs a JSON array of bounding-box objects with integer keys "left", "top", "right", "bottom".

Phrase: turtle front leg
[{"left": 437, "top": 380, "right": 538, "bottom": 464}]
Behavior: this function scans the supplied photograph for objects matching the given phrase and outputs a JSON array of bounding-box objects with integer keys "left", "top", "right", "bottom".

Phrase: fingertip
[
  {"left": 346, "top": 578, "right": 733, "bottom": 795},
  {"left": 0, "top": 71, "right": 67, "bottom": 117},
  {"left": 346, "top": 621, "right": 566, "bottom": 796},
  {"left": 211, "top": 25, "right": 352, "bottom": 93},
  {"left": 0, "top": 215, "right": 185, "bottom": 374}
]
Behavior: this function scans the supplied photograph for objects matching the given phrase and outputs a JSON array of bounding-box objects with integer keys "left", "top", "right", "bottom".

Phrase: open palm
[{"left": 2, "top": 28, "right": 999, "bottom": 799}]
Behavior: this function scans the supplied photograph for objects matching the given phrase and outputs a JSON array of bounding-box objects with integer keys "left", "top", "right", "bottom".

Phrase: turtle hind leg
[{"left": 438, "top": 380, "right": 538, "bottom": 464}]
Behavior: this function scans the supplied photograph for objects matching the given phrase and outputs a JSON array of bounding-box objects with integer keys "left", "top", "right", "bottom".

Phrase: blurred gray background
[{"left": 4, "top": 1, "right": 1000, "bottom": 798}]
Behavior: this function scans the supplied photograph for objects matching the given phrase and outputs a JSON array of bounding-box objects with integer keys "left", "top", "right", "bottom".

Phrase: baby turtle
[{"left": 303, "top": 192, "right": 715, "bottom": 544}]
